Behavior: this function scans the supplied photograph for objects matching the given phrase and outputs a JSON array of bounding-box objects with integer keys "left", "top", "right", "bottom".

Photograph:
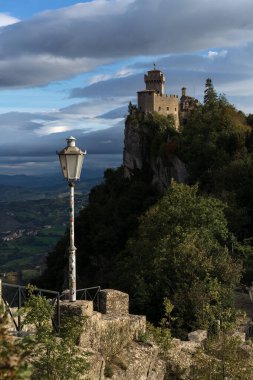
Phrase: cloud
[
  {"left": 207, "top": 50, "right": 228, "bottom": 59},
  {"left": 0, "top": 13, "right": 19, "bottom": 27},
  {"left": 97, "top": 106, "right": 128, "bottom": 119},
  {"left": 70, "top": 51, "right": 252, "bottom": 104},
  {"left": 1, "top": 0, "right": 253, "bottom": 87},
  {"left": 0, "top": 98, "right": 126, "bottom": 157},
  {"left": 89, "top": 67, "right": 135, "bottom": 84},
  {"left": 70, "top": 74, "right": 143, "bottom": 98}
]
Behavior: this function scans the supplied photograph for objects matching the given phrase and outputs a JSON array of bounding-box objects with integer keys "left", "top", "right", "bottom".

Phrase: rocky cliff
[{"left": 123, "top": 112, "right": 187, "bottom": 193}]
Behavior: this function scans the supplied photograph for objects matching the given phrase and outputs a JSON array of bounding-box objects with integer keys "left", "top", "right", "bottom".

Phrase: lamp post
[{"left": 58, "top": 136, "right": 86, "bottom": 301}]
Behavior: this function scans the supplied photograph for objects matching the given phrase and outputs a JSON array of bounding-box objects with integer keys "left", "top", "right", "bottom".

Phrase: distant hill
[
  {"left": 0, "top": 174, "right": 103, "bottom": 202},
  {"left": 0, "top": 184, "right": 47, "bottom": 202}
]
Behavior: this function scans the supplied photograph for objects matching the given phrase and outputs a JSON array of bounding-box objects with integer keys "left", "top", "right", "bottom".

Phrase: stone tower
[
  {"left": 137, "top": 67, "right": 179, "bottom": 129},
  {"left": 144, "top": 67, "right": 165, "bottom": 94}
]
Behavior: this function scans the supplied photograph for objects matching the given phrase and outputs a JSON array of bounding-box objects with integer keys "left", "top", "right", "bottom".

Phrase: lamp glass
[
  {"left": 59, "top": 153, "right": 84, "bottom": 181},
  {"left": 59, "top": 154, "right": 68, "bottom": 179},
  {"left": 75, "top": 154, "right": 84, "bottom": 179},
  {"left": 66, "top": 154, "right": 78, "bottom": 180}
]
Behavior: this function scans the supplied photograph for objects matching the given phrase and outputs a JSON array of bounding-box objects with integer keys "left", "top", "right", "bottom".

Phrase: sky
[{"left": 1, "top": 0, "right": 253, "bottom": 176}]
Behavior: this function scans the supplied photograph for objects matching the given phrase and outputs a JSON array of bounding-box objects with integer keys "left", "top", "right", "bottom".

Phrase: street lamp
[{"left": 57, "top": 136, "right": 86, "bottom": 301}]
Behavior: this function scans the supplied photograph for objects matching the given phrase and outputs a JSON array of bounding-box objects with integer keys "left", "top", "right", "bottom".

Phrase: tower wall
[
  {"left": 137, "top": 91, "right": 155, "bottom": 113},
  {"left": 154, "top": 93, "right": 179, "bottom": 129},
  {"left": 137, "top": 91, "right": 179, "bottom": 129},
  {"left": 144, "top": 70, "right": 165, "bottom": 95}
]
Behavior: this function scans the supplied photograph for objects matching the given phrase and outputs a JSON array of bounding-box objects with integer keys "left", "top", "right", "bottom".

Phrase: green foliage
[
  {"left": 204, "top": 78, "right": 217, "bottom": 106},
  {"left": 0, "top": 303, "right": 32, "bottom": 380},
  {"left": 146, "top": 322, "right": 172, "bottom": 358},
  {"left": 0, "top": 197, "right": 78, "bottom": 274},
  {"left": 191, "top": 333, "right": 253, "bottom": 379},
  {"left": 22, "top": 285, "right": 53, "bottom": 332},
  {"left": 126, "top": 110, "right": 179, "bottom": 160},
  {"left": 22, "top": 287, "right": 90, "bottom": 380},
  {"left": 146, "top": 298, "right": 173, "bottom": 357},
  {"left": 179, "top": 95, "right": 249, "bottom": 189},
  {"left": 178, "top": 79, "right": 253, "bottom": 279},
  {"left": 117, "top": 182, "right": 242, "bottom": 336},
  {"left": 144, "top": 112, "right": 179, "bottom": 158},
  {"left": 104, "top": 363, "right": 114, "bottom": 378}
]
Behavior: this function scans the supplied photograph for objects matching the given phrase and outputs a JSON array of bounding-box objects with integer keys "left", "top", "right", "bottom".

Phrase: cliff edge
[{"left": 123, "top": 111, "right": 187, "bottom": 193}]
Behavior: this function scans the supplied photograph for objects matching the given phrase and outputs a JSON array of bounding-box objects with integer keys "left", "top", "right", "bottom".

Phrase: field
[{"left": 0, "top": 195, "right": 87, "bottom": 281}]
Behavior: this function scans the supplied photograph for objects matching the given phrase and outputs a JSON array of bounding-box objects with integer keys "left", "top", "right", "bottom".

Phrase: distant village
[{"left": 1, "top": 228, "right": 40, "bottom": 242}]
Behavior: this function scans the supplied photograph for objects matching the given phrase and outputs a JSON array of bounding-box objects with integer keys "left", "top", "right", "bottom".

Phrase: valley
[{"left": 0, "top": 174, "right": 103, "bottom": 284}]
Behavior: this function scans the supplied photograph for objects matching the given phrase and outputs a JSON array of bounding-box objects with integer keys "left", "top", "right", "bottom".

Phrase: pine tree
[{"left": 204, "top": 78, "right": 217, "bottom": 105}]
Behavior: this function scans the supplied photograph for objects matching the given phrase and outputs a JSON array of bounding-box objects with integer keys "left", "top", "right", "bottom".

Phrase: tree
[
  {"left": 191, "top": 332, "right": 253, "bottom": 379},
  {"left": 178, "top": 79, "right": 253, "bottom": 247},
  {"left": 0, "top": 303, "right": 32, "bottom": 380},
  {"left": 22, "top": 286, "right": 90, "bottom": 380},
  {"left": 180, "top": 90, "right": 249, "bottom": 190},
  {"left": 115, "top": 182, "right": 243, "bottom": 337},
  {"left": 204, "top": 78, "right": 218, "bottom": 106}
]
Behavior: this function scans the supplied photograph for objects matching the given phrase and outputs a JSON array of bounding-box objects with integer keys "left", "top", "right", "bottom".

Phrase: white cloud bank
[
  {"left": 1, "top": 0, "right": 253, "bottom": 87},
  {"left": 0, "top": 13, "right": 19, "bottom": 27}
]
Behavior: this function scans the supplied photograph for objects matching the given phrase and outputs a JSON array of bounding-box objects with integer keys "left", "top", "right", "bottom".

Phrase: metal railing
[
  {"left": 1, "top": 282, "right": 101, "bottom": 333},
  {"left": 1, "top": 282, "right": 61, "bottom": 332},
  {"left": 76, "top": 286, "right": 101, "bottom": 310}
]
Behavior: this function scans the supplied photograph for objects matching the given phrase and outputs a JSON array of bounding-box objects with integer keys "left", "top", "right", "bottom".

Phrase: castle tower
[
  {"left": 137, "top": 66, "right": 179, "bottom": 129},
  {"left": 144, "top": 66, "right": 165, "bottom": 95}
]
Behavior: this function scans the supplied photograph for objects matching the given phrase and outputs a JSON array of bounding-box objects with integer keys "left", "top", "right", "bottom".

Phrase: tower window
[
  {"left": 167, "top": 107, "right": 169, "bottom": 110},
  {"left": 175, "top": 108, "right": 177, "bottom": 111}
]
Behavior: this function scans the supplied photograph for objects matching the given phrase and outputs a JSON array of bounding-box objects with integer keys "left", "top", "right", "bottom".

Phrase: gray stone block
[
  {"left": 60, "top": 300, "right": 94, "bottom": 318},
  {"left": 99, "top": 289, "right": 129, "bottom": 316}
]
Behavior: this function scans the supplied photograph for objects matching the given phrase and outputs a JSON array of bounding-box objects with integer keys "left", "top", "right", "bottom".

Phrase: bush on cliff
[{"left": 115, "top": 182, "right": 244, "bottom": 337}]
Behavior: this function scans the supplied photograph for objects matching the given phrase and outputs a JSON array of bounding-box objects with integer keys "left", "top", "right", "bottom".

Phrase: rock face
[
  {"left": 188, "top": 330, "right": 207, "bottom": 344},
  {"left": 58, "top": 290, "right": 208, "bottom": 380},
  {"left": 123, "top": 115, "right": 187, "bottom": 193}
]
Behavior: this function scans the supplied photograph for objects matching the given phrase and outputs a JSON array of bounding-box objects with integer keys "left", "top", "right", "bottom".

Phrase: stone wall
[
  {"left": 58, "top": 290, "right": 209, "bottom": 380},
  {"left": 59, "top": 289, "right": 152, "bottom": 379},
  {"left": 5, "top": 288, "right": 222, "bottom": 380},
  {"left": 154, "top": 94, "right": 179, "bottom": 129},
  {"left": 137, "top": 92, "right": 179, "bottom": 129}
]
